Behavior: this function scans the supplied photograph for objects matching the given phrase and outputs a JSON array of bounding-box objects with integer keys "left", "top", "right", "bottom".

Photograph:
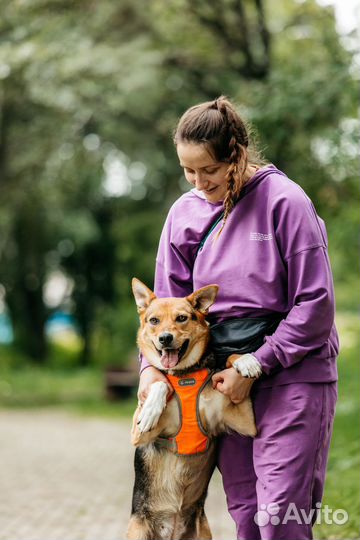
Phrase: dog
[{"left": 127, "top": 278, "right": 257, "bottom": 540}]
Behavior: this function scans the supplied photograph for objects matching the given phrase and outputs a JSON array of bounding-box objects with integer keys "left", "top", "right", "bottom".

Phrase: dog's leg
[
  {"left": 223, "top": 398, "right": 257, "bottom": 438},
  {"left": 131, "top": 406, "right": 170, "bottom": 446},
  {"left": 131, "top": 417, "right": 168, "bottom": 446},
  {"left": 196, "top": 514, "right": 212, "bottom": 540},
  {"left": 137, "top": 380, "right": 168, "bottom": 432},
  {"left": 226, "top": 353, "right": 262, "bottom": 378},
  {"left": 131, "top": 407, "right": 144, "bottom": 446},
  {"left": 126, "top": 515, "right": 152, "bottom": 540},
  {"left": 179, "top": 509, "right": 212, "bottom": 540},
  {"left": 223, "top": 356, "right": 258, "bottom": 437},
  {"left": 131, "top": 381, "right": 169, "bottom": 446},
  {"left": 195, "top": 510, "right": 212, "bottom": 540}
]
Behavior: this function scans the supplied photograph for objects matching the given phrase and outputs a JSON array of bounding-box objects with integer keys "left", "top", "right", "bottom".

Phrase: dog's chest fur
[
  {"left": 138, "top": 442, "right": 216, "bottom": 515},
  {"left": 134, "top": 381, "right": 228, "bottom": 518}
]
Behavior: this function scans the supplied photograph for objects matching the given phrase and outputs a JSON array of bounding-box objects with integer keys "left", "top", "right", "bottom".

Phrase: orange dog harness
[{"left": 155, "top": 368, "right": 213, "bottom": 456}]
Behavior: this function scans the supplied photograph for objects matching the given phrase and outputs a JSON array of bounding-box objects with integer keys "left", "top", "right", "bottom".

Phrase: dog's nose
[{"left": 159, "top": 332, "right": 174, "bottom": 347}]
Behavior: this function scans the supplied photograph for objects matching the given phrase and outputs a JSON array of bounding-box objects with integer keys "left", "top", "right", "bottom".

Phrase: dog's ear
[
  {"left": 132, "top": 278, "right": 156, "bottom": 312},
  {"left": 186, "top": 285, "right": 219, "bottom": 315}
]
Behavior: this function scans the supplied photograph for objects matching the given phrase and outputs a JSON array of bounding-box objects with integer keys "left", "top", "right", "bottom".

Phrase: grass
[
  {"left": 0, "top": 363, "right": 138, "bottom": 418},
  {"left": 0, "top": 310, "right": 359, "bottom": 538},
  {"left": 313, "top": 311, "right": 360, "bottom": 539}
]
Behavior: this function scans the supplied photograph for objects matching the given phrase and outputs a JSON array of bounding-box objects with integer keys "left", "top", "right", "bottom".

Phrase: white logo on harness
[
  {"left": 178, "top": 378, "right": 196, "bottom": 387},
  {"left": 250, "top": 232, "right": 273, "bottom": 241}
]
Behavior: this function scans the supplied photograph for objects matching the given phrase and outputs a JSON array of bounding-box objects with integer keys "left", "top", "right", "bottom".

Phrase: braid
[
  {"left": 213, "top": 97, "right": 249, "bottom": 237},
  {"left": 174, "top": 95, "right": 265, "bottom": 239}
]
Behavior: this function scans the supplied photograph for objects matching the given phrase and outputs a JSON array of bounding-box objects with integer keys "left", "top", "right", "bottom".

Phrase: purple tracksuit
[{"left": 141, "top": 165, "right": 339, "bottom": 539}]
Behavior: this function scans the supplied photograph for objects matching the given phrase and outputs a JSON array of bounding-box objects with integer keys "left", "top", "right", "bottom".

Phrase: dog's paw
[
  {"left": 137, "top": 381, "right": 168, "bottom": 433},
  {"left": 131, "top": 424, "right": 142, "bottom": 446},
  {"left": 233, "top": 354, "right": 262, "bottom": 378}
]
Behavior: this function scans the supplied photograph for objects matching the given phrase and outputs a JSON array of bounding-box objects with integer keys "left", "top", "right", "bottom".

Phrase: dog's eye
[
  {"left": 176, "top": 315, "right": 188, "bottom": 323},
  {"left": 149, "top": 317, "right": 160, "bottom": 325}
]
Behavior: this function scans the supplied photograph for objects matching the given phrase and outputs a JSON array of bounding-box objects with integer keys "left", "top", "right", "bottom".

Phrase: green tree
[{"left": 0, "top": 0, "right": 357, "bottom": 365}]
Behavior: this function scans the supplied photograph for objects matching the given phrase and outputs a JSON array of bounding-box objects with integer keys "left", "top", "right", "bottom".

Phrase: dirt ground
[{"left": 0, "top": 409, "right": 235, "bottom": 540}]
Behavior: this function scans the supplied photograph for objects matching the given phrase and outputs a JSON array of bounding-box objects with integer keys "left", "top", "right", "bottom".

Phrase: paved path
[{"left": 0, "top": 409, "right": 235, "bottom": 540}]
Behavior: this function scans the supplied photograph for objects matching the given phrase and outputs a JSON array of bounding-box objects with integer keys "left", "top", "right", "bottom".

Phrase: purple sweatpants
[{"left": 217, "top": 382, "right": 337, "bottom": 540}]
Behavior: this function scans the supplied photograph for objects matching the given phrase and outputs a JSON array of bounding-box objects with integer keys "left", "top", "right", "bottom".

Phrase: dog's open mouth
[{"left": 155, "top": 339, "right": 190, "bottom": 369}]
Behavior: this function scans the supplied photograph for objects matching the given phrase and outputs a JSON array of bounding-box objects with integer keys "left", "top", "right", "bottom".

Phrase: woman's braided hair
[{"left": 173, "top": 96, "right": 264, "bottom": 234}]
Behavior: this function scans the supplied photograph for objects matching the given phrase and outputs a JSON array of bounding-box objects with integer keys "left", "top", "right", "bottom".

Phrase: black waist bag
[{"left": 210, "top": 316, "right": 283, "bottom": 367}]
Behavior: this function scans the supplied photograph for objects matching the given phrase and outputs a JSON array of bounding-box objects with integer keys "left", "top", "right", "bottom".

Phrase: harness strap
[
  {"left": 155, "top": 368, "right": 214, "bottom": 456},
  {"left": 196, "top": 212, "right": 224, "bottom": 255}
]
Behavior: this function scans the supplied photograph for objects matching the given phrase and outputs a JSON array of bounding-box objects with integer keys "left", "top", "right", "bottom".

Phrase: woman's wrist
[{"left": 232, "top": 353, "right": 262, "bottom": 379}]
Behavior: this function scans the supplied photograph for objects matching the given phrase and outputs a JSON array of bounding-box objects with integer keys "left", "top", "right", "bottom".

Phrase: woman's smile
[
  {"left": 176, "top": 142, "right": 229, "bottom": 202},
  {"left": 204, "top": 185, "right": 218, "bottom": 194}
]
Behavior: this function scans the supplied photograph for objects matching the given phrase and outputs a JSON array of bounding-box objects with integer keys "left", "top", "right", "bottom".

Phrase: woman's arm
[
  {"left": 253, "top": 245, "right": 336, "bottom": 374},
  {"left": 219, "top": 189, "right": 338, "bottom": 395},
  {"left": 245, "top": 187, "right": 337, "bottom": 376}
]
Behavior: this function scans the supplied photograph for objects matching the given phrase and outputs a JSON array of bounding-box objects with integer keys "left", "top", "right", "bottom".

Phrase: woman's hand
[
  {"left": 212, "top": 368, "right": 255, "bottom": 404},
  {"left": 138, "top": 366, "right": 174, "bottom": 404}
]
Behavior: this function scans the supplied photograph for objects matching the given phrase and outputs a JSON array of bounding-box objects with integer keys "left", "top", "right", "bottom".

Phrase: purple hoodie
[{"left": 140, "top": 165, "right": 339, "bottom": 387}]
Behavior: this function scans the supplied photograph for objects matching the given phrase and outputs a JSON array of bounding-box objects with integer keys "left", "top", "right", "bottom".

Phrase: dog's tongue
[{"left": 161, "top": 349, "right": 179, "bottom": 369}]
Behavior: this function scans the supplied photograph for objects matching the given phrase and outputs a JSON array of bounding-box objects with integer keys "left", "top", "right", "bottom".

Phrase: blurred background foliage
[{"left": 0, "top": 0, "right": 358, "bottom": 369}]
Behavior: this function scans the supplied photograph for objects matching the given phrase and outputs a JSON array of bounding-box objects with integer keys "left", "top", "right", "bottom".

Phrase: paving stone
[{"left": 0, "top": 409, "right": 235, "bottom": 539}]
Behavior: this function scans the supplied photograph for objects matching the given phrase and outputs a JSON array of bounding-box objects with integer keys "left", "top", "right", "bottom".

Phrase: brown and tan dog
[{"left": 127, "top": 278, "right": 256, "bottom": 540}]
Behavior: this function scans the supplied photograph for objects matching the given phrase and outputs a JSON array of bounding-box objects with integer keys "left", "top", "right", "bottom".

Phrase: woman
[{"left": 138, "top": 96, "right": 338, "bottom": 540}]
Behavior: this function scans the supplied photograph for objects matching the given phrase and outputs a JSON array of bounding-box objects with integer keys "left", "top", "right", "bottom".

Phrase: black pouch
[{"left": 210, "top": 316, "right": 283, "bottom": 367}]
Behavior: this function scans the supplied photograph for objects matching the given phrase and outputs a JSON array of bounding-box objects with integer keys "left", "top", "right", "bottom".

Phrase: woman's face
[{"left": 177, "top": 142, "right": 229, "bottom": 203}]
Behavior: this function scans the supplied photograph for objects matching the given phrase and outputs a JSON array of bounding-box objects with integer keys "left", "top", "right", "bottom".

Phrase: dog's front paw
[
  {"left": 131, "top": 423, "right": 142, "bottom": 446},
  {"left": 137, "top": 406, "right": 162, "bottom": 433},
  {"left": 137, "top": 381, "right": 168, "bottom": 433},
  {"left": 233, "top": 354, "right": 262, "bottom": 379}
]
